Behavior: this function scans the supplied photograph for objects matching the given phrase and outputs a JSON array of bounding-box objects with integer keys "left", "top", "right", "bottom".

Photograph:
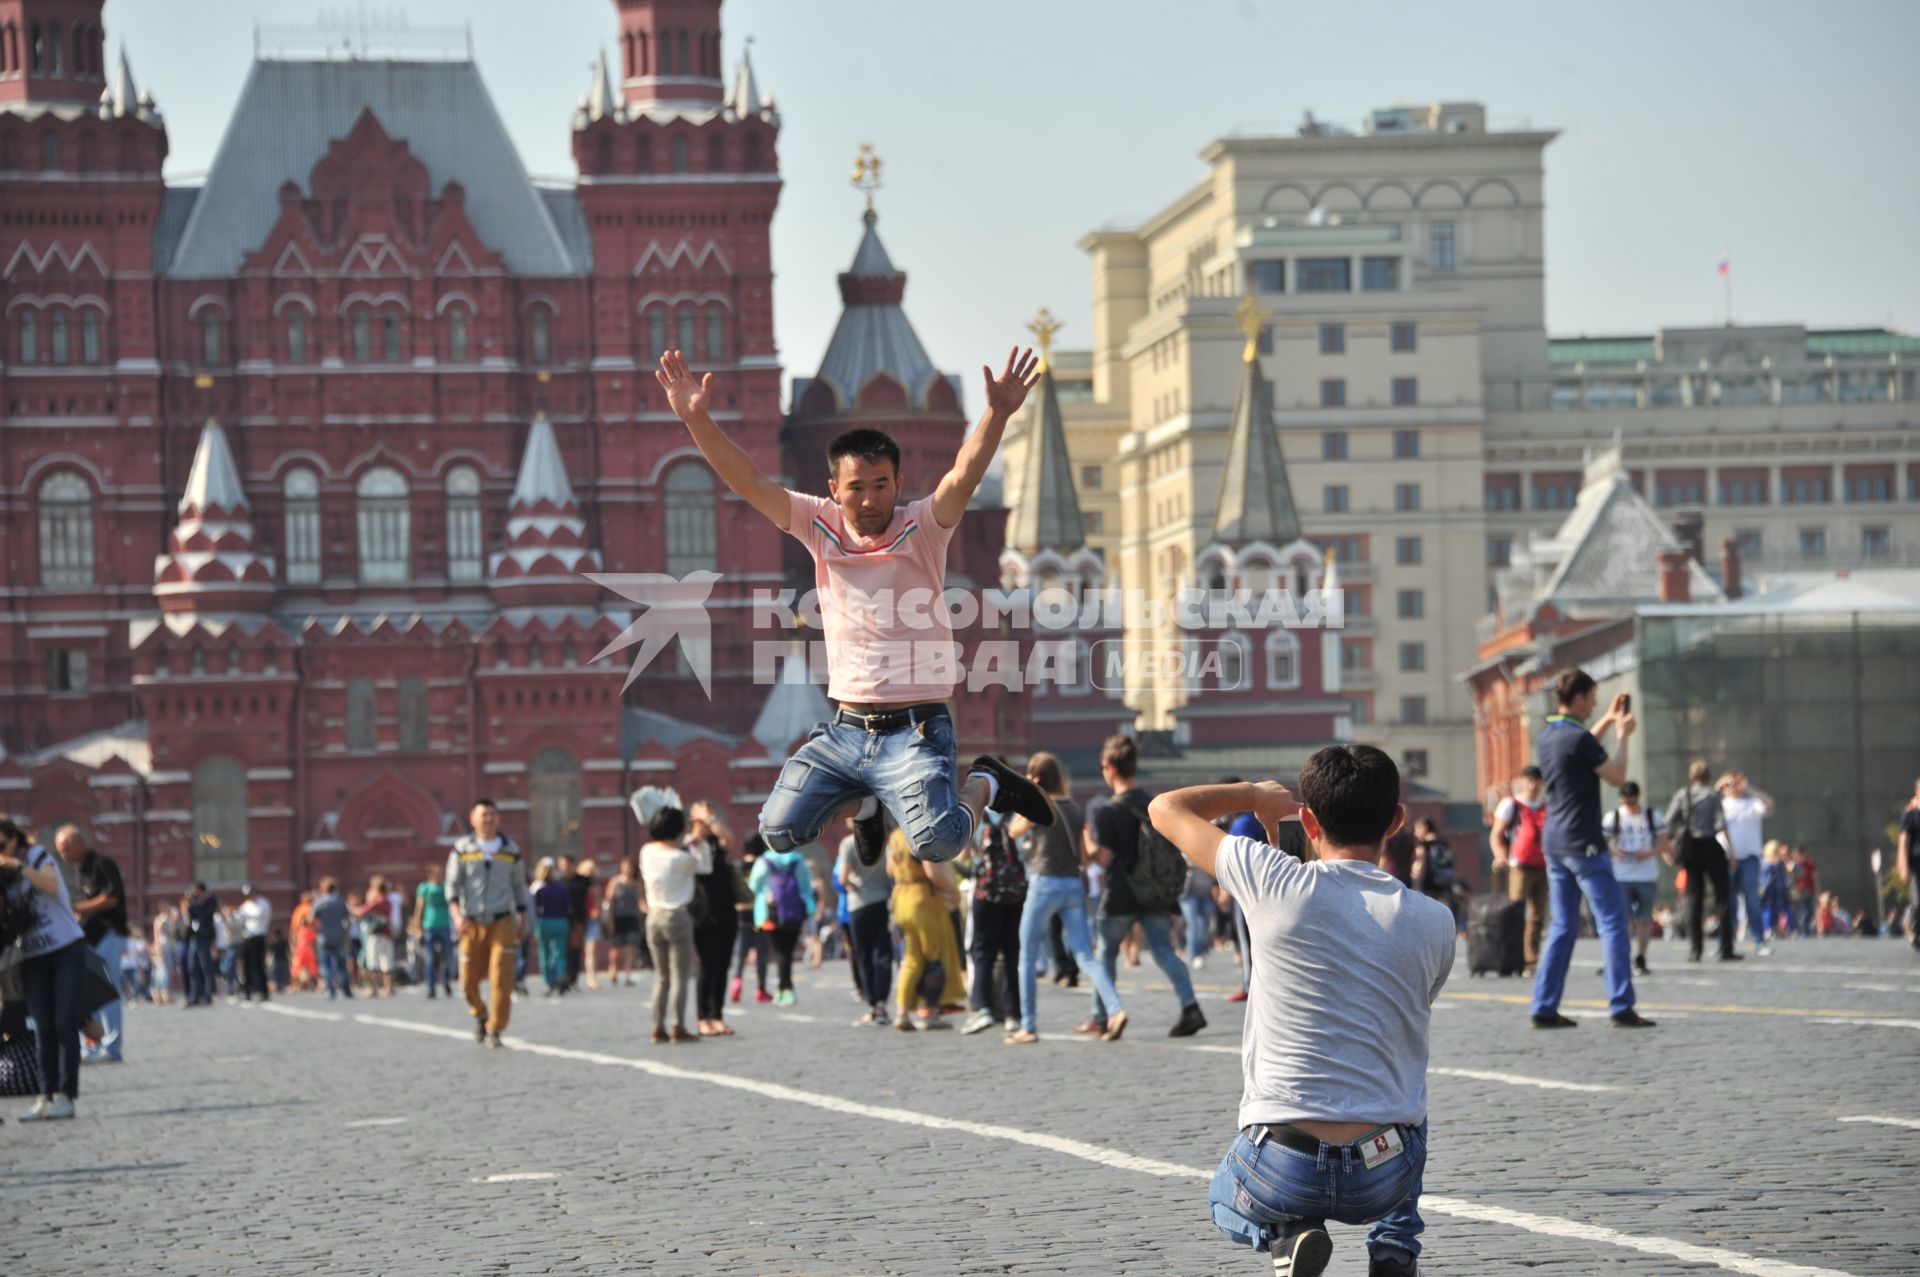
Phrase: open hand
[
  {"left": 982, "top": 346, "right": 1041, "bottom": 417},
  {"left": 656, "top": 350, "right": 712, "bottom": 423}
]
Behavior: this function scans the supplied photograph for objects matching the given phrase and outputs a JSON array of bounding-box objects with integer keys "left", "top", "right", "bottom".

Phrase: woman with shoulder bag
[
  {"left": 1664, "top": 761, "right": 1735, "bottom": 962},
  {"left": 0, "top": 820, "right": 87, "bottom": 1120},
  {"left": 631, "top": 787, "right": 711, "bottom": 1044}
]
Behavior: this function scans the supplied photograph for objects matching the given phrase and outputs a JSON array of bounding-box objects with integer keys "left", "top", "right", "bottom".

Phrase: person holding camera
[
  {"left": 1529, "top": 670, "right": 1654, "bottom": 1030},
  {"left": 0, "top": 819, "right": 88, "bottom": 1121}
]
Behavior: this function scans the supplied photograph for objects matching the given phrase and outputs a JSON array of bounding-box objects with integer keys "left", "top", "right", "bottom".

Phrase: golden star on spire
[
  {"left": 1025, "top": 307, "right": 1064, "bottom": 372},
  {"left": 851, "top": 143, "right": 883, "bottom": 213},
  {"left": 1235, "top": 292, "right": 1271, "bottom": 363}
]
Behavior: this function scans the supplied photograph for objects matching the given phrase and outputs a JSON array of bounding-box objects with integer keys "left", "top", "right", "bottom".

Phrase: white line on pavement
[
  {"left": 1814, "top": 1017, "right": 1920, "bottom": 1031},
  {"left": 1841, "top": 982, "right": 1920, "bottom": 994},
  {"left": 476, "top": 1173, "right": 559, "bottom": 1183},
  {"left": 344, "top": 1117, "right": 409, "bottom": 1128},
  {"left": 778, "top": 1013, "right": 817, "bottom": 1023},
  {"left": 1838, "top": 1115, "right": 1920, "bottom": 1131},
  {"left": 1429, "top": 1067, "right": 1619, "bottom": 1093},
  {"left": 1187, "top": 1044, "right": 1239, "bottom": 1054},
  {"left": 313, "top": 1009, "right": 1857, "bottom": 1277},
  {"left": 252, "top": 1003, "right": 345, "bottom": 1023}
]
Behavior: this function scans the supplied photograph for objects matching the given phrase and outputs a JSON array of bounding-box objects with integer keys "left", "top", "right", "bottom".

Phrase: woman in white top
[{"left": 631, "top": 786, "right": 712, "bottom": 1044}]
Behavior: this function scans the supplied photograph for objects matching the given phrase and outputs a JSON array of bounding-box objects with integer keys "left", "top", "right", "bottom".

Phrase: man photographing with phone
[
  {"left": 1148, "top": 747, "right": 1455, "bottom": 1277},
  {"left": 1529, "top": 669, "right": 1655, "bottom": 1030}
]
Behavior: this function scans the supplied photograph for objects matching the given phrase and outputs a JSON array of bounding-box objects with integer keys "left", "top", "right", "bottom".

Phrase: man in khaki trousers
[{"left": 445, "top": 799, "right": 531, "bottom": 1049}]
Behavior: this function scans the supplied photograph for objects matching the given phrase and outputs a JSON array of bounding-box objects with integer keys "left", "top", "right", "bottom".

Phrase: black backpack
[{"left": 1115, "top": 791, "right": 1187, "bottom": 913}]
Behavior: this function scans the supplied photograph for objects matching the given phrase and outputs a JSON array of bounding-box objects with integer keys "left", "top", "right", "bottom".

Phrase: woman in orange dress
[{"left": 288, "top": 890, "right": 319, "bottom": 991}]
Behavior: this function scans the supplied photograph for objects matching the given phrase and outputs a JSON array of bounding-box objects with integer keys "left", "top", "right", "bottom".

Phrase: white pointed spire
[
  {"left": 588, "top": 45, "right": 620, "bottom": 122},
  {"left": 730, "top": 40, "right": 764, "bottom": 118},
  {"left": 1320, "top": 546, "right": 1341, "bottom": 594},
  {"left": 180, "top": 419, "right": 249, "bottom": 516},
  {"left": 110, "top": 45, "right": 140, "bottom": 118},
  {"left": 510, "top": 414, "right": 577, "bottom": 511}
]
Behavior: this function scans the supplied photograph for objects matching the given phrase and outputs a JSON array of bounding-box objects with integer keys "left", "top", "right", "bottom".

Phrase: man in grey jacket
[
  {"left": 445, "top": 798, "right": 530, "bottom": 1048},
  {"left": 1665, "top": 761, "right": 1732, "bottom": 963}
]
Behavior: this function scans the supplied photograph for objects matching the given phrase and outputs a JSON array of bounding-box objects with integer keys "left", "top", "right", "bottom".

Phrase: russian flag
[{"left": 1717, "top": 256, "right": 1731, "bottom": 275}]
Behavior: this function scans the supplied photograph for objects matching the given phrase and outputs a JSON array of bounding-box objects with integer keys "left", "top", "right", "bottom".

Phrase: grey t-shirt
[
  {"left": 836, "top": 836, "right": 892, "bottom": 910},
  {"left": 1211, "top": 834, "right": 1455, "bottom": 1130},
  {"left": 1664, "top": 783, "right": 1726, "bottom": 841},
  {"left": 1020, "top": 797, "right": 1085, "bottom": 880}
]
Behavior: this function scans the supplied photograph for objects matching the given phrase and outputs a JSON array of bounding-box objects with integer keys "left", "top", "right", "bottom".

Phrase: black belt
[
  {"left": 1253, "top": 1123, "right": 1404, "bottom": 1158},
  {"left": 833, "top": 701, "right": 949, "bottom": 734}
]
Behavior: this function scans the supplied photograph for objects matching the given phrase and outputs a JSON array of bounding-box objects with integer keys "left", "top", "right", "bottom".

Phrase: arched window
[
  {"left": 41, "top": 133, "right": 58, "bottom": 170},
  {"left": 744, "top": 133, "right": 762, "bottom": 171},
  {"left": 528, "top": 746, "right": 582, "bottom": 859},
  {"left": 646, "top": 308, "right": 668, "bottom": 358},
  {"left": 636, "top": 31, "right": 649, "bottom": 75},
  {"left": 29, "top": 23, "right": 44, "bottom": 72},
  {"left": 398, "top": 677, "right": 428, "bottom": 752},
  {"left": 677, "top": 306, "right": 696, "bottom": 357},
  {"left": 529, "top": 309, "right": 551, "bottom": 364},
  {"left": 285, "top": 309, "right": 306, "bottom": 363},
  {"left": 79, "top": 311, "right": 100, "bottom": 364},
  {"left": 595, "top": 134, "right": 613, "bottom": 172},
  {"left": 663, "top": 463, "right": 718, "bottom": 574},
  {"left": 345, "top": 678, "right": 376, "bottom": 751},
  {"left": 283, "top": 467, "right": 321, "bottom": 584},
  {"left": 707, "top": 135, "right": 725, "bottom": 172},
  {"left": 47, "top": 311, "right": 67, "bottom": 363},
  {"left": 670, "top": 135, "right": 689, "bottom": 173},
  {"left": 705, "top": 305, "right": 726, "bottom": 360},
  {"left": 1266, "top": 630, "right": 1302, "bottom": 690},
  {"left": 381, "top": 312, "right": 401, "bottom": 361},
  {"left": 351, "top": 309, "right": 371, "bottom": 362},
  {"left": 637, "top": 135, "right": 654, "bottom": 172},
  {"left": 447, "top": 307, "right": 469, "bottom": 362},
  {"left": 675, "top": 30, "right": 689, "bottom": 75},
  {"left": 191, "top": 756, "right": 248, "bottom": 885},
  {"left": 445, "top": 463, "right": 483, "bottom": 583},
  {"left": 1217, "top": 631, "right": 1248, "bottom": 690},
  {"left": 355, "top": 465, "right": 410, "bottom": 583},
  {"left": 1241, "top": 560, "right": 1274, "bottom": 595},
  {"left": 16, "top": 311, "right": 36, "bottom": 363},
  {"left": 621, "top": 32, "right": 634, "bottom": 78},
  {"left": 48, "top": 20, "right": 61, "bottom": 72},
  {"left": 200, "top": 311, "right": 222, "bottom": 365},
  {"left": 37, "top": 471, "right": 94, "bottom": 586}
]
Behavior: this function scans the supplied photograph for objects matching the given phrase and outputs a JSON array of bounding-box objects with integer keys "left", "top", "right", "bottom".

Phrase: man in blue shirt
[{"left": 1530, "top": 669, "right": 1656, "bottom": 1030}]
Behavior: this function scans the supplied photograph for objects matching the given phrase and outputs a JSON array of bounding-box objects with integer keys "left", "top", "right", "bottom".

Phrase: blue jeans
[
  {"left": 1209, "top": 1122, "right": 1428, "bottom": 1259},
  {"left": 1090, "top": 912, "right": 1196, "bottom": 1020},
  {"left": 1531, "top": 852, "right": 1634, "bottom": 1017},
  {"left": 422, "top": 926, "right": 453, "bottom": 992},
  {"left": 319, "top": 943, "right": 352, "bottom": 998},
  {"left": 88, "top": 932, "right": 127, "bottom": 1060},
  {"left": 1179, "top": 895, "right": 1212, "bottom": 961},
  {"left": 1732, "top": 856, "right": 1766, "bottom": 947},
  {"left": 186, "top": 940, "right": 216, "bottom": 1004},
  {"left": 759, "top": 714, "right": 971, "bottom": 863},
  {"left": 538, "top": 918, "right": 571, "bottom": 990},
  {"left": 1019, "top": 875, "right": 1123, "bottom": 1033}
]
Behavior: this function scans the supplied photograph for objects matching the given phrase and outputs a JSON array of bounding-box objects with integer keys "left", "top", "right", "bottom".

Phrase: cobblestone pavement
[{"left": 6, "top": 936, "right": 1917, "bottom": 1275}]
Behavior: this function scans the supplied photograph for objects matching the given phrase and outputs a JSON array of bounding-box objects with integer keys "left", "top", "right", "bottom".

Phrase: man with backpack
[
  {"left": 1078, "top": 735, "right": 1205, "bottom": 1041},
  {"left": 748, "top": 843, "right": 817, "bottom": 1007},
  {"left": 1602, "top": 781, "right": 1667, "bottom": 975},
  {"left": 1490, "top": 766, "right": 1548, "bottom": 975}
]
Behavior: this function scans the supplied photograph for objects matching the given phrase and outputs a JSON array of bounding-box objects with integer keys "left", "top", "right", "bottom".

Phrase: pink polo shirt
[{"left": 786, "top": 490, "right": 959, "bottom": 705}]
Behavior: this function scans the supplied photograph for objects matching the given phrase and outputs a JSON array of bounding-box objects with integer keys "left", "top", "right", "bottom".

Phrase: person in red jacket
[{"left": 1490, "top": 766, "right": 1548, "bottom": 975}]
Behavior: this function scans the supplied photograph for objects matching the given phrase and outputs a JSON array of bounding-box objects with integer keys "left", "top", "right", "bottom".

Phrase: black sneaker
[
  {"left": 968, "top": 755, "right": 1055, "bottom": 826},
  {"left": 1531, "top": 1013, "right": 1578, "bottom": 1029},
  {"left": 853, "top": 805, "right": 888, "bottom": 867},
  {"left": 1168, "top": 1003, "right": 1207, "bottom": 1038},
  {"left": 1718, "top": 952, "right": 1744, "bottom": 962},
  {"left": 488, "top": 1032, "right": 504, "bottom": 1051},
  {"left": 1367, "top": 1245, "right": 1418, "bottom": 1276},
  {"left": 1275, "top": 1225, "right": 1332, "bottom": 1276},
  {"left": 474, "top": 1020, "right": 489, "bottom": 1044},
  {"left": 1634, "top": 954, "right": 1650, "bottom": 975},
  {"left": 1611, "top": 1010, "right": 1657, "bottom": 1029}
]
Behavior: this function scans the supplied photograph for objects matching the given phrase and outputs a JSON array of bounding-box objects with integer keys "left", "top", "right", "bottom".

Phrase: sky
[{"left": 114, "top": 0, "right": 1920, "bottom": 411}]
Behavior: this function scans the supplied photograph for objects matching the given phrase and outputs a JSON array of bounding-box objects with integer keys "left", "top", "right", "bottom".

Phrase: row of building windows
[
  {"left": 1245, "top": 230, "right": 1454, "bottom": 296},
  {"left": 1320, "top": 429, "right": 1422, "bottom": 460},
  {"left": 591, "top": 130, "right": 766, "bottom": 176},
  {"left": 1549, "top": 368, "right": 1915, "bottom": 411},
  {"left": 1323, "top": 482, "right": 1422, "bottom": 514},
  {"left": 1484, "top": 466, "right": 1920, "bottom": 512},
  {"left": 1484, "top": 525, "right": 1897, "bottom": 569},
  {"left": 0, "top": 20, "right": 103, "bottom": 79},
  {"left": 12, "top": 309, "right": 104, "bottom": 365},
  {"left": 1316, "top": 377, "right": 1419, "bottom": 408},
  {"left": 31, "top": 461, "right": 720, "bottom": 589},
  {"left": 1316, "top": 322, "right": 1419, "bottom": 354}
]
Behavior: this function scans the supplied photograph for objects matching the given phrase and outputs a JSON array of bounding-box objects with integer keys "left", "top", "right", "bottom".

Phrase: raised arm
[
  {"left": 1595, "top": 707, "right": 1635, "bottom": 788},
  {"left": 1149, "top": 781, "right": 1297, "bottom": 880},
  {"left": 656, "top": 349, "right": 791, "bottom": 529},
  {"left": 932, "top": 347, "right": 1040, "bottom": 529}
]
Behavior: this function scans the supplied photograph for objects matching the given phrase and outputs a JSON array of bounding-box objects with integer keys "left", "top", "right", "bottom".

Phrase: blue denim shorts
[
  {"left": 757, "top": 713, "right": 973, "bottom": 863},
  {"left": 1620, "top": 879, "right": 1658, "bottom": 924}
]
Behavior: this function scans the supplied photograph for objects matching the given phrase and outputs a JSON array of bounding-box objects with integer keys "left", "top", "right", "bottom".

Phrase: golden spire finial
[
  {"left": 1025, "top": 307, "right": 1064, "bottom": 372},
  {"left": 1235, "top": 292, "right": 1271, "bottom": 363},
  {"left": 851, "top": 143, "right": 883, "bottom": 214}
]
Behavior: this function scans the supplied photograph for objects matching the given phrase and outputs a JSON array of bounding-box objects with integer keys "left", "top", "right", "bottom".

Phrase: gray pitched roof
[
  {"left": 153, "top": 186, "right": 201, "bottom": 274},
  {"left": 1512, "top": 461, "right": 1723, "bottom": 612},
  {"left": 164, "top": 59, "right": 582, "bottom": 278},
  {"left": 1209, "top": 355, "right": 1301, "bottom": 546},
  {"left": 1005, "top": 367, "right": 1085, "bottom": 556},
  {"left": 812, "top": 210, "right": 943, "bottom": 410}
]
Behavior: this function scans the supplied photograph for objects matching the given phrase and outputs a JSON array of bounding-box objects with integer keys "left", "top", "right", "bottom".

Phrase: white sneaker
[
  {"left": 18, "top": 1096, "right": 53, "bottom": 1122},
  {"left": 1192, "top": 956, "right": 1206, "bottom": 971},
  {"left": 1755, "top": 945, "right": 1772, "bottom": 957},
  {"left": 45, "top": 1095, "right": 74, "bottom": 1120}
]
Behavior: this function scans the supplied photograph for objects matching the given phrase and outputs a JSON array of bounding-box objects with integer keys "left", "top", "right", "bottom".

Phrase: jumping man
[{"left": 656, "top": 347, "right": 1055, "bottom": 866}]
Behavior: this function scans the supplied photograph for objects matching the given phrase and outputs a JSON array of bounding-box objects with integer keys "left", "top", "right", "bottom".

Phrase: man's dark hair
[
  {"left": 0, "top": 818, "right": 23, "bottom": 851},
  {"left": 1521, "top": 765, "right": 1543, "bottom": 782},
  {"left": 1297, "top": 745, "right": 1402, "bottom": 849},
  {"left": 826, "top": 428, "right": 901, "bottom": 478},
  {"left": 470, "top": 797, "right": 498, "bottom": 812},
  {"left": 1413, "top": 815, "right": 1436, "bottom": 835},
  {"left": 1100, "top": 734, "right": 1138, "bottom": 780},
  {"left": 648, "top": 806, "right": 688, "bottom": 844},
  {"left": 1620, "top": 780, "right": 1641, "bottom": 799},
  {"left": 1553, "top": 668, "right": 1597, "bottom": 707}
]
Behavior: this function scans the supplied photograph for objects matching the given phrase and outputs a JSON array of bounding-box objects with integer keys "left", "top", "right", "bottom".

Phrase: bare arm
[
  {"left": 656, "top": 350, "right": 790, "bottom": 529},
  {"left": 1148, "top": 782, "right": 1296, "bottom": 881},
  {"left": 1490, "top": 812, "right": 1513, "bottom": 865},
  {"left": 1595, "top": 712, "right": 1635, "bottom": 788},
  {"left": 931, "top": 347, "right": 1040, "bottom": 529},
  {"left": 0, "top": 851, "right": 62, "bottom": 898}
]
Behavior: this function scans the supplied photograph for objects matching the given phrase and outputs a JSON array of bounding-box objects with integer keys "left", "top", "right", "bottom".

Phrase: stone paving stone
[{"left": 3, "top": 936, "right": 1915, "bottom": 1274}]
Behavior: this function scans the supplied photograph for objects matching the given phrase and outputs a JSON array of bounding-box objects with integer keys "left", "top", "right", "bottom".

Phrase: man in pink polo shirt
[{"left": 656, "top": 347, "right": 1054, "bottom": 868}]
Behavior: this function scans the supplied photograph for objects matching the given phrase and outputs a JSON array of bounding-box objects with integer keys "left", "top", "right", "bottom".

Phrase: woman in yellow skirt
[{"left": 888, "top": 828, "right": 963, "bottom": 1031}]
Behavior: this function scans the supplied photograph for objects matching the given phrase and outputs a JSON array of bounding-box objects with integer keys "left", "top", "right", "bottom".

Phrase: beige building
[{"left": 1003, "top": 100, "right": 1920, "bottom": 801}]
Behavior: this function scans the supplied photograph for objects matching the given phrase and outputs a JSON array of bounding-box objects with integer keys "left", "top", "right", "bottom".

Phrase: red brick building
[{"left": 0, "top": 0, "right": 1021, "bottom": 916}]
